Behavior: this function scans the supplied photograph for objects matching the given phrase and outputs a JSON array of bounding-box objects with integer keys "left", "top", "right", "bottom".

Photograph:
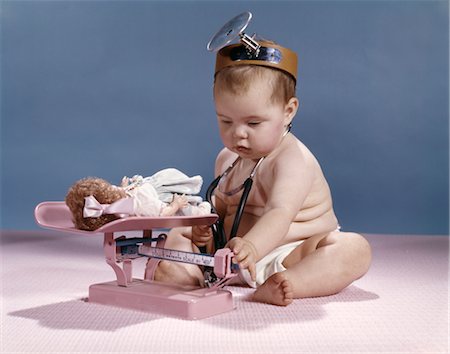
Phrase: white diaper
[{"left": 239, "top": 240, "right": 304, "bottom": 288}]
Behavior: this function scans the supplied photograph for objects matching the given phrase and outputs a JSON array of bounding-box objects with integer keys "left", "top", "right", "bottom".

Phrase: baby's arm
[
  {"left": 227, "top": 151, "right": 314, "bottom": 280},
  {"left": 192, "top": 187, "right": 227, "bottom": 249}
]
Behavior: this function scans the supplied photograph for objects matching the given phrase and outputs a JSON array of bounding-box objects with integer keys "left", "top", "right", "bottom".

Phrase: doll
[{"left": 65, "top": 169, "right": 211, "bottom": 231}]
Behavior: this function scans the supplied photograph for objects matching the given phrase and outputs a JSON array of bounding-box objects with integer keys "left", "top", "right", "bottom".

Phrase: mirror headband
[{"left": 215, "top": 40, "right": 298, "bottom": 82}]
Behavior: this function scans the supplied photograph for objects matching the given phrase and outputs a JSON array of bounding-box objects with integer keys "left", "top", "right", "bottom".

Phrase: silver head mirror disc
[{"left": 207, "top": 12, "right": 252, "bottom": 52}]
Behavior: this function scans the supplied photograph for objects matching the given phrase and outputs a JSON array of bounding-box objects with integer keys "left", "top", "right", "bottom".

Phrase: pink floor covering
[{"left": 1, "top": 231, "right": 448, "bottom": 353}]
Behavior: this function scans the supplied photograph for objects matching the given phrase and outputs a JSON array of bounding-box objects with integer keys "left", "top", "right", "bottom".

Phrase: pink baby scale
[{"left": 34, "top": 202, "right": 237, "bottom": 320}]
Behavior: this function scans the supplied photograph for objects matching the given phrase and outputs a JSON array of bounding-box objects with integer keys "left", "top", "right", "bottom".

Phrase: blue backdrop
[{"left": 1, "top": 1, "right": 448, "bottom": 234}]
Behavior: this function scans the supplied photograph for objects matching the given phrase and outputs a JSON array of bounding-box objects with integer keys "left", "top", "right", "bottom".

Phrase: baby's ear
[{"left": 284, "top": 97, "right": 299, "bottom": 122}]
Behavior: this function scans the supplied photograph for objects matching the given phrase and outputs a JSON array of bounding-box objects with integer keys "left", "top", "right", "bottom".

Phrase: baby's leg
[
  {"left": 253, "top": 231, "right": 371, "bottom": 304},
  {"left": 149, "top": 227, "right": 205, "bottom": 287}
]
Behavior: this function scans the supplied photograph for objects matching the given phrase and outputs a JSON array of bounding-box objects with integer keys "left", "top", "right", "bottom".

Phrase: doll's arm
[{"left": 160, "top": 194, "right": 189, "bottom": 216}]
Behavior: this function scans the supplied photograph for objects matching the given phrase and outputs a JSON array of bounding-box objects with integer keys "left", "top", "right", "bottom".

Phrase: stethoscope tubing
[
  {"left": 206, "top": 157, "right": 264, "bottom": 250},
  {"left": 205, "top": 174, "right": 227, "bottom": 250},
  {"left": 229, "top": 177, "right": 253, "bottom": 241}
]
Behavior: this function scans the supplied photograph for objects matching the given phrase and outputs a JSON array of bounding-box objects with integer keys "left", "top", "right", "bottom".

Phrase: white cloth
[
  {"left": 240, "top": 227, "right": 341, "bottom": 287},
  {"left": 124, "top": 169, "right": 204, "bottom": 204},
  {"left": 128, "top": 183, "right": 165, "bottom": 216},
  {"left": 239, "top": 240, "right": 304, "bottom": 288},
  {"left": 123, "top": 169, "right": 210, "bottom": 216},
  {"left": 146, "top": 168, "right": 203, "bottom": 203}
]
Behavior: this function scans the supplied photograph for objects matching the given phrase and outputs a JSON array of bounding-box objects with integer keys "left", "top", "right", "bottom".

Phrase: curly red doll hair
[{"left": 65, "top": 177, "right": 127, "bottom": 231}]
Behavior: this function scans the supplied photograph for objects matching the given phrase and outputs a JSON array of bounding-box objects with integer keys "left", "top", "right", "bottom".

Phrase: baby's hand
[
  {"left": 226, "top": 238, "right": 258, "bottom": 282},
  {"left": 192, "top": 224, "right": 213, "bottom": 247}
]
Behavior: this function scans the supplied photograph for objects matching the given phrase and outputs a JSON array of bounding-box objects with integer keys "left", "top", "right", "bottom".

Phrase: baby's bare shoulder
[
  {"left": 259, "top": 138, "right": 322, "bottom": 192},
  {"left": 273, "top": 137, "right": 317, "bottom": 170}
]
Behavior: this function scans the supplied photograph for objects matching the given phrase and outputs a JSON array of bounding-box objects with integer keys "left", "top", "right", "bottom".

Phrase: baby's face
[{"left": 214, "top": 77, "right": 294, "bottom": 160}]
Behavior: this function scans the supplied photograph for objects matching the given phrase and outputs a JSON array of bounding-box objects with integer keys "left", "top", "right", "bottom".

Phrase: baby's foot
[{"left": 253, "top": 272, "right": 294, "bottom": 306}]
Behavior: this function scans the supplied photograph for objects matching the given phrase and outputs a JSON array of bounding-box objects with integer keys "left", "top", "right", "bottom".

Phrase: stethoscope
[
  {"left": 206, "top": 155, "right": 265, "bottom": 250},
  {"left": 205, "top": 124, "right": 292, "bottom": 251}
]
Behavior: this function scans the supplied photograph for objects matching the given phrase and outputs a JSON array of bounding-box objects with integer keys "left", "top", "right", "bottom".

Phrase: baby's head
[
  {"left": 212, "top": 39, "right": 299, "bottom": 159},
  {"left": 65, "top": 177, "right": 126, "bottom": 231},
  {"left": 213, "top": 65, "right": 299, "bottom": 160},
  {"left": 214, "top": 64, "right": 296, "bottom": 106},
  {"left": 213, "top": 38, "right": 298, "bottom": 104}
]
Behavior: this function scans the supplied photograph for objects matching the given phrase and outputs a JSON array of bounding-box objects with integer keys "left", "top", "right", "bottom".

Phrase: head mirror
[
  {"left": 207, "top": 12, "right": 260, "bottom": 55},
  {"left": 208, "top": 11, "right": 298, "bottom": 82}
]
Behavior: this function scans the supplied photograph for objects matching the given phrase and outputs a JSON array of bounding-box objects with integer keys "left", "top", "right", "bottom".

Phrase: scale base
[{"left": 89, "top": 279, "right": 235, "bottom": 320}]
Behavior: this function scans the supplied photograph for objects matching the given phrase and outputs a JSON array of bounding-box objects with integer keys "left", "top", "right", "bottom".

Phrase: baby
[{"left": 147, "top": 22, "right": 372, "bottom": 305}]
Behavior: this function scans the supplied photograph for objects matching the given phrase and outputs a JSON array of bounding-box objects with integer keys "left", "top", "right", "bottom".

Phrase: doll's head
[{"left": 65, "top": 177, "right": 126, "bottom": 231}]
